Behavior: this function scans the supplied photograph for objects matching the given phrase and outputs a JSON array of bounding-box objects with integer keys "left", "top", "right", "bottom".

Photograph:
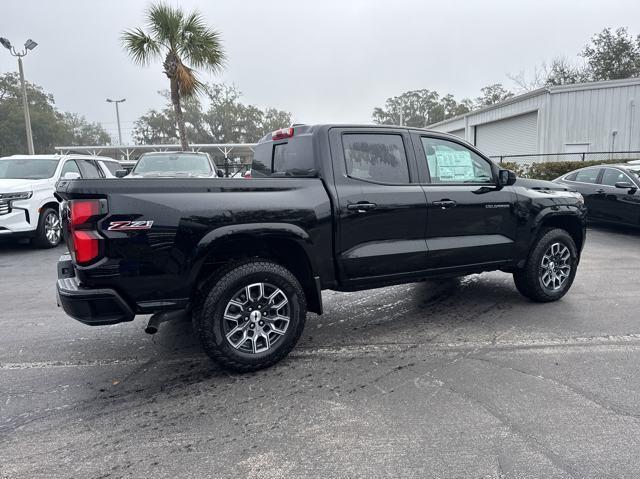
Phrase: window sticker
[{"left": 434, "top": 149, "right": 475, "bottom": 182}]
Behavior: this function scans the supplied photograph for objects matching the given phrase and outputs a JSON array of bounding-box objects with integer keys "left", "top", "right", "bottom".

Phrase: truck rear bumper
[{"left": 56, "top": 255, "right": 134, "bottom": 325}]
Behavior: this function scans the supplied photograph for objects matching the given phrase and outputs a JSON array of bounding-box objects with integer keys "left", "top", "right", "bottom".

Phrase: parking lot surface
[{"left": 1, "top": 225, "right": 640, "bottom": 478}]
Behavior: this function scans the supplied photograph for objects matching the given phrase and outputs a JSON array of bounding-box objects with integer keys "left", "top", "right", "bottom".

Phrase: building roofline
[{"left": 427, "top": 77, "right": 640, "bottom": 129}]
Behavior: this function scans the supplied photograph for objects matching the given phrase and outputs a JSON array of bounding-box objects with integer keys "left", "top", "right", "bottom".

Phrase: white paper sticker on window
[{"left": 434, "top": 150, "right": 474, "bottom": 181}]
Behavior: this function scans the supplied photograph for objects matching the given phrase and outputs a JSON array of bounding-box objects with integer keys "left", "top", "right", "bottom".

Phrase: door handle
[
  {"left": 596, "top": 189, "right": 605, "bottom": 194},
  {"left": 433, "top": 199, "right": 457, "bottom": 209},
  {"left": 347, "top": 202, "right": 377, "bottom": 213}
]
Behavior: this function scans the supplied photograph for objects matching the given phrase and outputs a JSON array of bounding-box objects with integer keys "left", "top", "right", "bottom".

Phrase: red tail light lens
[
  {"left": 71, "top": 200, "right": 101, "bottom": 226},
  {"left": 68, "top": 199, "right": 106, "bottom": 265},
  {"left": 272, "top": 127, "right": 294, "bottom": 140},
  {"left": 72, "top": 230, "right": 101, "bottom": 264}
]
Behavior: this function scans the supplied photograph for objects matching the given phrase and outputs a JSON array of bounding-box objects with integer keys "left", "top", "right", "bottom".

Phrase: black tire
[
  {"left": 513, "top": 228, "right": 578, "bottom": 302},
  {"left": 32, "top": 207, "right": 61, "bottom": 248},
  {"left": 194, "top": 259, "right": 307, "bottom": 372}
]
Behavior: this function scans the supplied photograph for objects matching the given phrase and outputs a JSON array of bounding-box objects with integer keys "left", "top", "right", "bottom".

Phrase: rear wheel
[
  {"left": 33, "top": 207, "right": 61, "bottom": 248},
  {"left": 513, "top": 228, "right": 578, "bottom": 302},
  {"left": 194, "top": 259, "right": 307, "bottom": 372}
]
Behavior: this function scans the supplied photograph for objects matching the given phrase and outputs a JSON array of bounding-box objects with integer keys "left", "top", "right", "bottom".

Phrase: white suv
[{"left": 0, "top": 154, "right": 121, "bottom": 248}]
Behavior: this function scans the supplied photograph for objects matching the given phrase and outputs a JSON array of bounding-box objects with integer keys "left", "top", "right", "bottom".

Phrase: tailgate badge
[{"left": 108, "top": 220, "right": 154, "bottom": 231}]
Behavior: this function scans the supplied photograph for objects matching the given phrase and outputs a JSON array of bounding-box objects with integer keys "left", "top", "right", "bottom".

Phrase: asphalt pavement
[{"left": 1, "top": 225, "right": 640, "bottom": 478}]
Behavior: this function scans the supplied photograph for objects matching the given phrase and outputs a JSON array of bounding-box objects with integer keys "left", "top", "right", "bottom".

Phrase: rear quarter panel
[{"left": 57, "top": 178, "right": 334, "bottom": 309}]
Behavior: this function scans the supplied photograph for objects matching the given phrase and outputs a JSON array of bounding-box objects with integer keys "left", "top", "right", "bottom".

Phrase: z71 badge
[{"left": 107, "top": 220, "right": 154, "bottom": 231}]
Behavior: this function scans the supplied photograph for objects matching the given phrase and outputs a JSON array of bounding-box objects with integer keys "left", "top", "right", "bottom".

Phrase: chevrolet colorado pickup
[{"left": 56, "top": 125, "right": 586, "bottom": 371}]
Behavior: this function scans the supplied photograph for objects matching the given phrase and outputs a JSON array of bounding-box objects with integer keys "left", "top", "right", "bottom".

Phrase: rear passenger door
[
  {"left": 564, "top": 168, "right": 603, "bottom": 219},
  {"left": 329, "top": 128, "right": 429, "bottom": 286},
  {"left": 412, "top": 133, "right": 518, "bottom": 269}
]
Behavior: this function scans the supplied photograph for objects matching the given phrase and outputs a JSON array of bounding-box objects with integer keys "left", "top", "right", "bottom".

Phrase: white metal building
[{"left": 428, "top": 78, "right": 640, "bottom": 158}]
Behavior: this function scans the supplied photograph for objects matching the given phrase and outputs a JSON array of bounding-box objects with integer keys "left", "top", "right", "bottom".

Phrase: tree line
[
  {"left": 372, "top": 27, "right": 640, "bottom": 128},
  {"left": 1, "top": 18, "right": 638, "bottom": 157},
  {"left": 0, "top": 73, "right": 110, "bottom": 157}
]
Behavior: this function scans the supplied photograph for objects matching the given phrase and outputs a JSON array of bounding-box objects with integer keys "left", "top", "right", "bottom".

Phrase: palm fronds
[{"left": 121, "top": 27, "right": 161, "bottom": 66}]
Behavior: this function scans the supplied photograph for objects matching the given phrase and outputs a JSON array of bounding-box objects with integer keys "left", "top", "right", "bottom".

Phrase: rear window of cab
[{"left": 251, "top": 136, "right": 316, "bottom": 177}]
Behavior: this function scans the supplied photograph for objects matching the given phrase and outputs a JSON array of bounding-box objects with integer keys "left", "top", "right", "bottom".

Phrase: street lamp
[
  {"left": 106, "top": 98, "right": 126, "bottom": 145},
  {"left": 0, "top": 37, "right": 38, "bottom": 155}
]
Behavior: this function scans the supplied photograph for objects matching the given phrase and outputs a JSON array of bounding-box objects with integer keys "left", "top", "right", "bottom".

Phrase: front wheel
[
  {"left": 33, "top": 207, "right": 62, "bottom": 248},
  {"left": 194, "top": 259, "right": 307, "bottom": 372},
  {"left": 513, "top": 228, "right": 578, "bottom": 302}
]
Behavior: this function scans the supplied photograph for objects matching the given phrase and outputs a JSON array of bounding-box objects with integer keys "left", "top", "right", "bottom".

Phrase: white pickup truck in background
[{"left": 0, "top": 154, "right": 121, "bottom": 247}]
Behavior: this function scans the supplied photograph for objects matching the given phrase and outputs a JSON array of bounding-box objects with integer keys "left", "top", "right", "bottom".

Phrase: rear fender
[{"left": 189, "top": 223, "right": 323, "bottom": 314}]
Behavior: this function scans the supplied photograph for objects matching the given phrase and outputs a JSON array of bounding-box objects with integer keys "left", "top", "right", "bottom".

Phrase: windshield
[
  {"left": 132, "top": 153, "right": 212, "bottom": 176},
  {"left": 0, "top": 159, "right": 59, "bottom": 179},
  {"left": 626, "top": 167, "right": 640, "bottom": 179}
]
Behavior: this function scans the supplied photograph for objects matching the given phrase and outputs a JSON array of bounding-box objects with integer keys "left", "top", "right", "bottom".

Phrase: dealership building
[{"left": 428, "top": 78, "right": 640, "bottom": 159}]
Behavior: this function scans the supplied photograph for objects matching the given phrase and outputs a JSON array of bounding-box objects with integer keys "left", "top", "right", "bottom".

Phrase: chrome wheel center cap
[{"left": 250, "top": 310, "right": 262, "bottom": 322}]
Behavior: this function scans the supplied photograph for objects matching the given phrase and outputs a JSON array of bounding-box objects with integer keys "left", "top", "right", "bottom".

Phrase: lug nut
[
  {"left": 259, "top": 320, "right": 264, "bottom": 326},
  {"left": 250, "top": 324, "right": 255, "bottom": 329}
]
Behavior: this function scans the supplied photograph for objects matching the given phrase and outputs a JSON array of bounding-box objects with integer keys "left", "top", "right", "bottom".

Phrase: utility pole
[
  {"left": 1, "top": 37, "right": 38, "bottom": 155},
  {"left": 106, "top": 98, "right": 126, "bottom": 145}
]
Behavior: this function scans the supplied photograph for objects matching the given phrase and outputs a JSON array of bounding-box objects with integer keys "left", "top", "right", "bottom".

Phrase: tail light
[
  {"left": 69, "top": 199, "right": 107, "bottom": 265},
  {"left": 272, "top": 127, "right": 294, "bottom": 140}
]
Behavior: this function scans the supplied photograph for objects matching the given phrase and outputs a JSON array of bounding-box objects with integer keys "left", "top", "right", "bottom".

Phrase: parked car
[
  {"left": 554, "top": 163, "right": 640, "bottom": 227},
  {"left": 55, "top": 125, "right": 586, "bottom": 371},
  {"left": 125, "top": 151, "right": 220, "bottom": 178},
  {"left": 119, "top": 160, "right": 138, "bottom": 174},
  {"left": 0, "top": 154, "right": 119, "bottom": 248}
]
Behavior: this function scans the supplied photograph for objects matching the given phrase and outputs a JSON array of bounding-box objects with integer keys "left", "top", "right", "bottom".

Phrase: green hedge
[{"left": 500, "top": 159, "right": 636, "bottom": 181}]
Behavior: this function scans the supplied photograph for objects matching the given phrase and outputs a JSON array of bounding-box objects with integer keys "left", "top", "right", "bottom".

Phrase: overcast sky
[{"left": 2, "top": 0, "right": 639, "bottom": 143}]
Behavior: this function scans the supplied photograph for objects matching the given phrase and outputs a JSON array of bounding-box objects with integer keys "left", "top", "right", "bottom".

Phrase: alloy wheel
[
  {"left": 45, "top": 212, "right": 61, "bottom": 245},
  {"left": 222, "top": 282, "right": 290, "bottom": 354},
  {"left": 539, "top": 242, "right": 571, "bottom": 291}
]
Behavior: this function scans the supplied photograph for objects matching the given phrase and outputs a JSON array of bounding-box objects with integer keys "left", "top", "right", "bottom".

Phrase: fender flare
[{"left": 188, "top": 223, "right": 322, "bottom": 312}]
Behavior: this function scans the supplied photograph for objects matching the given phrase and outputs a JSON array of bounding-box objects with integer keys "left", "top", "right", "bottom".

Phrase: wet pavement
[{"left": 1, "top": 225, "right": 640, "bottom": 478}]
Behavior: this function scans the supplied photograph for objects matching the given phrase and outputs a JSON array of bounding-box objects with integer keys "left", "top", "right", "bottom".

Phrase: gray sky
[{"left": 2, "top": 0, "right": 639, "bottom": 143}]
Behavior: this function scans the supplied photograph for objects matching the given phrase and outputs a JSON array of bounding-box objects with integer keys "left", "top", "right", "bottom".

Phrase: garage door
[
  {"left": 475, "top": 111, "right": 538, "bottom": 157},
  {"left": 449, "top": 128, "right": 465, "bottom": 140}
]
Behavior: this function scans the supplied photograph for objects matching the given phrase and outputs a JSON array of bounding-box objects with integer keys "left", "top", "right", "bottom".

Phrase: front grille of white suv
[{"left": 0, "top": 199, "right": 9, "bottom": 215}]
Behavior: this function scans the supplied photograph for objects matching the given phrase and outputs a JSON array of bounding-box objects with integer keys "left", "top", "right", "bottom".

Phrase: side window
[
  {"left": 61, "top": 160, "right": 81, "bottom": 177},
  {"left": 565, "top": 172, "right": 578, "bottom": 181},
  {"left": 77, "top": 160, "right": 102, "bottom": 179},
  {"left": 101, "top": 161, "right": 120, "bottom": 175},
  {"left": 342, "top": 134, "right": 410, "bottom": 184},
  {"left": 601, "top": 168, "right": 628, "bottom": 187},
  {"left": 574, "top": 168, "right": 600, "bottom": 184},
  {"left": 421, "top": 137, "right": 493, "bottom": 184}
]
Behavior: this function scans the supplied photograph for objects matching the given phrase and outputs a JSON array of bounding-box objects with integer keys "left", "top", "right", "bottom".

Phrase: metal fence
[{"left": 490, "top": 150, "right": 640, "bottom": 167}]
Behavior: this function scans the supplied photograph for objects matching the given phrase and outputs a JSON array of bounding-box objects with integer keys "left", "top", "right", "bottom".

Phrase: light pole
[
  {"left": 106, "top": 98, "right": 126, "bottom": 145},
  {"left": 1, "top": 37, "right": 38, "bottom": 155}
]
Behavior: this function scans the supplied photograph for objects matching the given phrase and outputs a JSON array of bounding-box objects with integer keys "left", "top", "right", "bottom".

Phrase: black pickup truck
[{"left": 56, "top": 125, "right": 586, "bottom": 371}]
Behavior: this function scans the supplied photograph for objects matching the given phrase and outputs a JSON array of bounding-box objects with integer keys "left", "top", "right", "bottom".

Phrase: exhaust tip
[{"left": 145, "top": 325, "right": 158, "bottom": 335}]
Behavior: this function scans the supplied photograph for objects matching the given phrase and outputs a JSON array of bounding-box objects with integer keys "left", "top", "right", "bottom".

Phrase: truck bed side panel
[{"left": 57, "top": 178, "right": 334, "bottom": 309}]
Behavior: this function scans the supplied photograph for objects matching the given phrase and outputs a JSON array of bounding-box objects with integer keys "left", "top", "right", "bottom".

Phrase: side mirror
[
  {"left": 62, "top": 172, "right": 81, "bottom": 180},
  {"left": 615, "top": 181, "right": 634, "bottom": 189},
  {"left": 498, "top": 169, "right": 517, "bottom": 186},
  {"left": 115, "top": 169, "right": 128, "bottom": 178}
]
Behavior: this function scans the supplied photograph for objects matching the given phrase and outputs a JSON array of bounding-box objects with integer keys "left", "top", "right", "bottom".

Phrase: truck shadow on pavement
[{"left": 120, "top": 274, "right": 528, "bottom": 389}]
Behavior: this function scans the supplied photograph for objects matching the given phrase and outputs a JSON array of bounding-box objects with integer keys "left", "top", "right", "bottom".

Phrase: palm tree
[{"left": 122, "top": 3, "right": 225, "bottom": 150}]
